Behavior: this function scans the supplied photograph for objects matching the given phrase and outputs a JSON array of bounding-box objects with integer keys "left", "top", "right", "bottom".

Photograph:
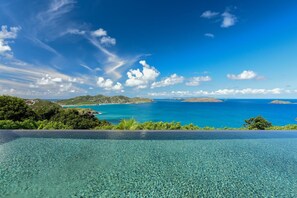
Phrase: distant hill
[
  {"left": 57, "top": 95, "right": 153, "bottom": 105},
  {"left": 270, "top": 100, "right": 293, "bottom": 104},
  {"left": 183, "top": 98, "right": 223, "bottom": 103}
]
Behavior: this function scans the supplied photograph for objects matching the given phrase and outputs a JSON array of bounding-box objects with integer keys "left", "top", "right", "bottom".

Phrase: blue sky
[{"left": 1, "top": 0, "right": 297, "bottom": 99}]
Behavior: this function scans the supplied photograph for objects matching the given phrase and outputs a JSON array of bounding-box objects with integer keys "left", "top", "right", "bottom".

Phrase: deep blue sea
[{"left": 79, "top": 99, "right": 297, "bottom": 128}]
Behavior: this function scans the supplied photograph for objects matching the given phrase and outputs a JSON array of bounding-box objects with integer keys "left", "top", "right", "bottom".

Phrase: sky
[{"left": 1, "top": 0, "right": 297, "bottom": 99}]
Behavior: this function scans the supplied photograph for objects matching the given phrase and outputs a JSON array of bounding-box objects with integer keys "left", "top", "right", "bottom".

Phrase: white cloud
[
  {"left": 92, "top": 28, "right": 107, "bottom": 37},
  {"left": 38, "top": 0, "right": 75, "bottom": 24},
  {"left": 201, "top": 10, "right": 219, "bottom": 19},
  {"left": 221, "top": 11, "right": 237, "bottom": 28},
  {"left": 148, "top": 88, "right": 283, "bottom": 97},
  {"left": 88, "top": 28, "right": 135, "bottom": 79},
  {"left": 186, "top": 76, "right": 212, "bottom": 86},
  {"left": 28, "top": 0, "right": 77, "bottom": 55},
  {"left": 100, "top": 36, "right": 116, "bottom": 46},
  {"left": 201, "top": 9, "right": 237, "bottom": 28},
  {"left": 59, "top": 83, "right": 73, "bottom": 92},
  {"left": 0, "top": 25, "right": 21, "bottom": 55},
  {"left": 211, "top": 88, "right": 282, "bottom": 95},
  {"left": 36, "top": 74, "right": 81, "bottom": 93},
  {"left": 80, "top": 63, "right": 101, "bottom": 72},
  {"left": 151, "top": 74, "right": 184, "bottom": 88},
  {"left": 227, "top": 70, "right": 257, "bottom": 80},
  {"left": 0, "top": 25, "right": 20, "bottom": 39},
  {"left": 66, "top": 28, "right": 86, "bottom": 35},
  {"left": 49, "top": 0, "right": 76, "bottom": 12},
  {"left": 28, "top": 37, "right": 61, "bottom": 56},
  {"left": 91, "top": 28, "right": 116, "bottom": 46},
  {"left": 0, "top": 60, "right": 88, "bottom": 98},
  {"left": 204, "top": 33, "right": 214, "bottom": 38},
  {"left": 125, "top": 60, "right": 160, "bottom": 89},
  {"left": 52, "top": 77, "right": 63, "bottom": 82},
  {"left": 37, "top": 74, "right": 63, "bottom": 85},
  {"left": 97, "top": 77, "right": 123, "bottom": 91},
  {"left": 0, "top": 40, "right": 11, "bottom": 54}
]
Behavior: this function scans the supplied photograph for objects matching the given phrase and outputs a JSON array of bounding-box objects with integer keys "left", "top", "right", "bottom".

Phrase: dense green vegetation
[
  {"left": 29, "top": 99, "right": 62, "bottom": 120},
  {"left": 0, "top": 96, "right": 37, "bottom": 121},
  {"left": 94, "top": 117, "right": 296, "bottom": 131},
  {"left": 0, "top": 96, "right": 110, "bottom": 129},
  {"left": 0, "top": 95, "right": 297, "bottom": 130},
  {"left": 94, "top": 119, "right": 217, "bottom": 130},
  {"left": 57, "top": 95, "right": 153, "bottom": 105},
  {"left": 244, "top": 116, "right": 273, "bottom": 130}
]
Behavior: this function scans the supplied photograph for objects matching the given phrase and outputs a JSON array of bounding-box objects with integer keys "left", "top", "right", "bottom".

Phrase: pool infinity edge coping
[{"left": 1, "top": 130, "right": 297, "bottom": 144}]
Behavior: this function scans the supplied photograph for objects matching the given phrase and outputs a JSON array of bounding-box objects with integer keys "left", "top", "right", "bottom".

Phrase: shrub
[
  {"left": 268, "top": 124, "right": 297, "bottom": 130},
  {"left": 244, "top": 116, "right": 272, "bottom": 130},
  {"left": 0, "top": 120, "right": 38, "bottom": 129},
  {"left": 37, "top": 121, "right": 72, "bottom": 130},
  {"left": 0, "top": 120, "right": 19, "bottom": 129},
  {"left": 18, "top": 119, "right": 38, "bottom": 129},
  {"left": 115, "top": 119, "right": 139, "bottom": 130},
  {"left": 182, "top": 123, "right": 200, "bottom": 130}
]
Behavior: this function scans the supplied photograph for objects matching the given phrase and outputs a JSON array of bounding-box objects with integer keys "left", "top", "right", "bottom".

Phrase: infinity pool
[{"left": 1, "top": 131, "right": 297, "bottom": 197}]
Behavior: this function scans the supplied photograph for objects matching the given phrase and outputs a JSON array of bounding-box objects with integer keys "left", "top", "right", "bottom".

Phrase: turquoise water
[
  {"left": 1, "top": 131, "right": 297, "bottom": 197},
  {"left": 79, "top": 99, "right": 297, "bottom": 127}
]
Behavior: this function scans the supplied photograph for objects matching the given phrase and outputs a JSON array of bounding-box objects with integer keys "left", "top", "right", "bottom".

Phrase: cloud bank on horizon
[{"left": 0, "top": 0, "right": 297, "bottom": 98}]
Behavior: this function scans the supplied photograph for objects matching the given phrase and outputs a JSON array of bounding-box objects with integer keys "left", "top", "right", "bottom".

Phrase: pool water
[{"left": 1, "top": 131, "right": 297, "bottom": 197}]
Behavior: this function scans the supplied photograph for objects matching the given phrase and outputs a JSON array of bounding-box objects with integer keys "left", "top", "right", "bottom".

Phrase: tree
[
  {"left": 244, "top": 116, "right": 272, "bottom": 130},
  {"left": 0, "top": 95, "right": 37, "bottom": 121}
]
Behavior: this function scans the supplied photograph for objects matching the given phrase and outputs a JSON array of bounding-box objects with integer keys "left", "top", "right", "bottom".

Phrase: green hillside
[{"left": 57, "top": 95, "right": 153, "bottom": 105}]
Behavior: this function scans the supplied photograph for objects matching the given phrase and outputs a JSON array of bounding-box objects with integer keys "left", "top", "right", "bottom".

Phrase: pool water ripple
[{"left": 1, "top": 133, "right": 297, "bottom": 197}]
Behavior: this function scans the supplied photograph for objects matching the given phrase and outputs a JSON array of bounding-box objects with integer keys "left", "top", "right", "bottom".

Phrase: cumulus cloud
[
  {"left": 148, "top": 88, "right": 282, "bottom": 97},
  {"left": 37, "top": 74, "right": 63, "bottom": 85},
  {"left": 0, "top": 25, "right": 21, "bottom": 55},
  {"left": 201, "top": 10, "right": 219, "bottom": 19},
  {"left": 100, "top": 36, "right": 116, "bottom": 46},
  {"left": 227, "top": 70, "right": 258, "bottom": 80},
  {"left": 35, "top": 74, "right": 83, "bottom": 93},
  {"left": 151, "top": 74, "right": 184, "bottom": 89},
  {"left": 97, "top": 77, "right": 123, "bottom": 91},
  {"left": 221, "top": 11, "right": 237, "bottom": 28},
  {"left": 91, "top": 28, "right": 116, "bottom": 46},
  {"left": 59, "top": 83, "right": 73, "bottom": 92},
  {"left": 201, "top": 9, "right": 237, "bottom": 28},
  {"left": 125, "top": 60, "right": 160, "bottom": 89},
  {"left": 186, "top": 76, "right": 212, "bottom": 86},
  {"left": 204, "top": 33, "right": 214, "bottom": 38},
  {"left": 92, "top": 28, "right": 107, "bottom": 37}
]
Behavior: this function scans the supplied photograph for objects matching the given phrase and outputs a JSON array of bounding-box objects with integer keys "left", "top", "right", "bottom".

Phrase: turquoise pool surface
[{"left": 1, "top": 131, "right": 297, "bottom": 197}]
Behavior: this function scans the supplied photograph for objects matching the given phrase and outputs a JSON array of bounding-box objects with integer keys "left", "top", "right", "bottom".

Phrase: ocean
[{"left": 79, "top": 99, "right": 297, "bottom": 128}]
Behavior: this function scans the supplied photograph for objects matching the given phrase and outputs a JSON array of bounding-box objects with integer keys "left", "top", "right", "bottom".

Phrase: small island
[
  {"left": 270, "top": 100, "right": 293, "bottom": 104},
  {"left": 57, "top": 95, "right": 153, "bottom": 106},
  {"left": 182, "top": 98, "right": 223, "bottom": 103}
]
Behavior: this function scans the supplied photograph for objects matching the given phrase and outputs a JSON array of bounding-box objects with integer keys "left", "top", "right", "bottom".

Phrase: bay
[{"left": 75, "top": 99, "right": 297, "bottom": 128}]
